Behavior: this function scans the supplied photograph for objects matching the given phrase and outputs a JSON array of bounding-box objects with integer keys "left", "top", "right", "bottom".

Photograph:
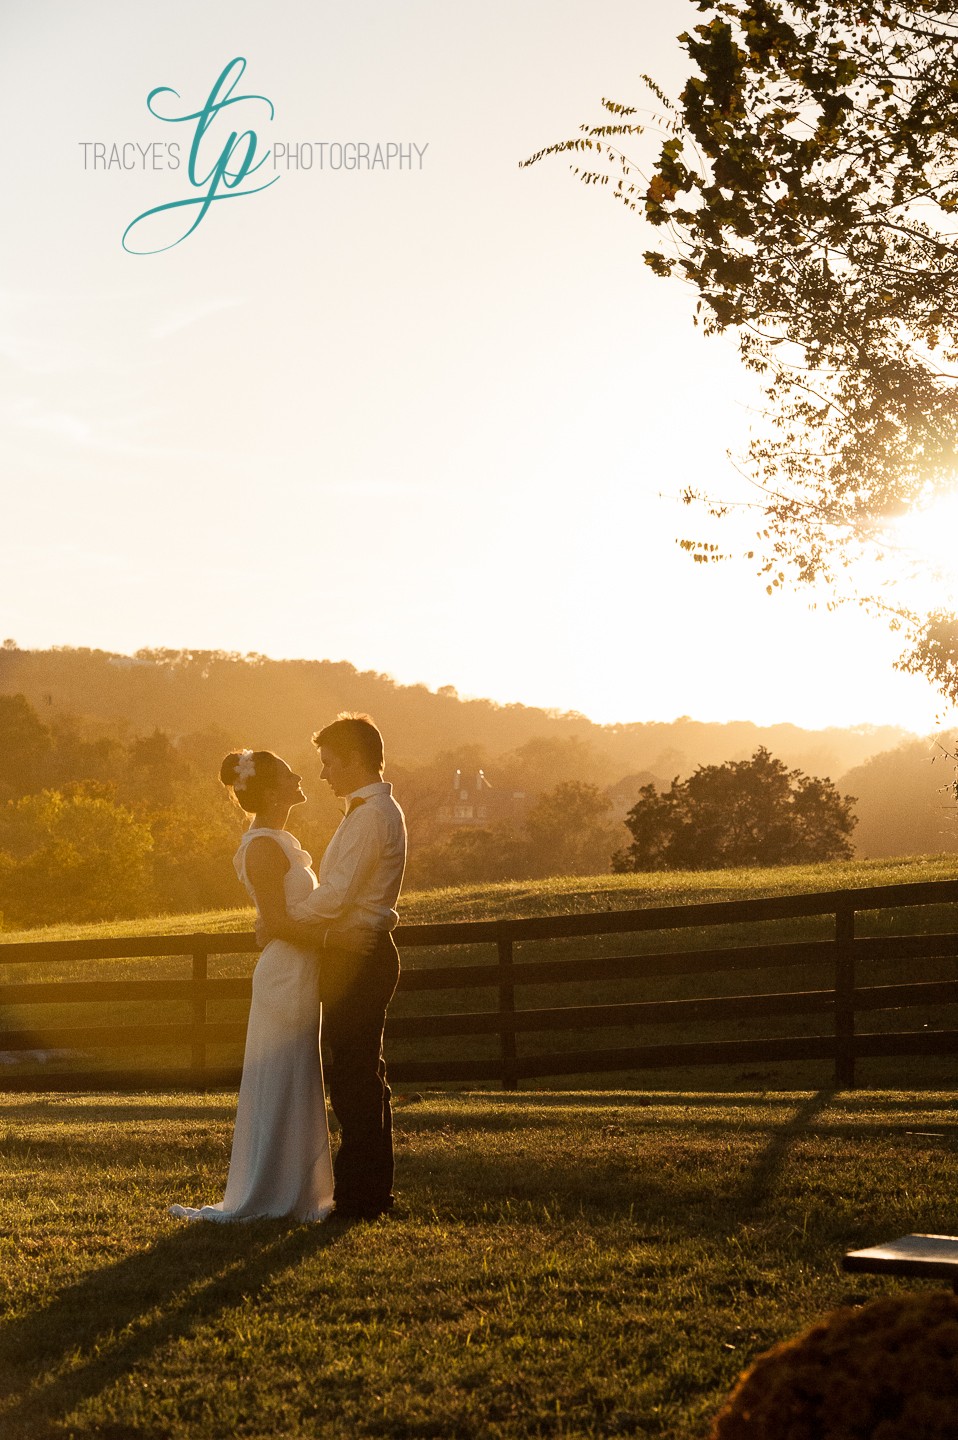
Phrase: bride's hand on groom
[
  {"left": 334, "top": 927, "right": 379, "bottom": 959},
  {"left": 254, "top": 917, "right": 377, "bottom": 957}
]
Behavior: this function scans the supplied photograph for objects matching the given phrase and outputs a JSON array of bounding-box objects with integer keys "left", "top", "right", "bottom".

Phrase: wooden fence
[{"left": 1, "top": 877, "right": 958, "bottom": 1090}]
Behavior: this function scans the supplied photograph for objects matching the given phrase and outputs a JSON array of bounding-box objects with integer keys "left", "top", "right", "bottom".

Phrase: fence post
[
  {"left": 834, "top": 905, "right": 855, "bottom": 1088},
  {"left": 191, "top": 940, "right": 208, "bottom": 1082},
  {"left": 497, "top": 930, "right": 518, "bottom": 1091}
]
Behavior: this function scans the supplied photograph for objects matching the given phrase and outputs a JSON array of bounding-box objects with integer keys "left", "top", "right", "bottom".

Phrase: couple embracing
[{"left": 171, "top": 713, "right": 406, "bottom": 1225}]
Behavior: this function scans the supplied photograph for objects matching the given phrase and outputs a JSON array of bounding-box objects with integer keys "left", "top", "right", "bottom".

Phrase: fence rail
[{"left": 1, "top": 876, "right": 957, "bottom": 1090}]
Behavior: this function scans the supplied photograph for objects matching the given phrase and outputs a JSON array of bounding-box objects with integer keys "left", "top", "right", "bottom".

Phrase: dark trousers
[{"left": 319, "top": 932, "right": 400, "bottom": 1212}]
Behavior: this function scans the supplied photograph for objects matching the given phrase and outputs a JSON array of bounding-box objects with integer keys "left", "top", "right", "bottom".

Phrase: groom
[{"left": 257, "top": 713, "right": 407, "bottom": 1220}]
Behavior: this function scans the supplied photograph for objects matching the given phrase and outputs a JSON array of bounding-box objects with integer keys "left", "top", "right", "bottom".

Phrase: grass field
[
  {"left": 1, "top": 1088, "right": 956, "bottom": 1439},
  {"left": 3, "top": 853, "right": 958, "bottom": 945},
  {"left": 3, "top": 855, "right": 958, "bottom": 1091}
]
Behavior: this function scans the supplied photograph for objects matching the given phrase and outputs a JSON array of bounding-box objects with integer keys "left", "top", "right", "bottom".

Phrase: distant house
[{"left": 438, "top": 769, "right": 527, "bottom": 829}]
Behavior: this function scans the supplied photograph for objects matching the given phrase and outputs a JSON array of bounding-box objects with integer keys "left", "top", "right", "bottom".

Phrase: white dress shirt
[{"left": 288, "top": 780, "right": 406, "bottom": 936}]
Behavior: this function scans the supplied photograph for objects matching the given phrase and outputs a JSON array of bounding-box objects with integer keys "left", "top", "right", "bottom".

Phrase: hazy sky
[{"left": 2, "top": 0, "right": 954, "bottom": 732}]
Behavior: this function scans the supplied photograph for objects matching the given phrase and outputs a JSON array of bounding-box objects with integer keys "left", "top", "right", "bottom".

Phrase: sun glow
[{"left": 881, "top": 490, "right": 958, "bottom": 612}]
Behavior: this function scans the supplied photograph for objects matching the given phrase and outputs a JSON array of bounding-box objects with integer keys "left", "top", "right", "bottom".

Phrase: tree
[
  {"left": 0, "top": 694, "right": 52, "bottom": 798},
  {"left": 147, "top": 798, "right": 246, "bottom": 915},
  {"left": 839, "top": 736, "right": 958, "bottom": 855},
  {"left": 525, "top": 1, "right": 958, "bottom": 699},
  {"left": 524, "top": 781, "right": 623, "bottom": 876},
  {"left": 128, "top": 728, "right": 181, "bottom": 806},
  {"left": 494, "top": 736, "right": 615, "bottom": 792},
  {"left": 411, "top": 779, "right": 625, "bottom": 887},
  {"left": 613, "top": 746, "right": 856, "bottom": 870},
  {"left": 412, "top": 825, "right": 529, "bottom": 888},
  {"left": 0, "top": 787, "right": 155, "bottom": 926}
]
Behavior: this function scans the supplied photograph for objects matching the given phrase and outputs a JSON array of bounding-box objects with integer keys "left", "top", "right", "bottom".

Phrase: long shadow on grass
[
  {"left": 729, "top": 1087, "right": 958, "bottom": 1210},
  {"left": 397, "top": 1091, "right": 849, "bottom": 1237},
  {"left": 0, "top": 1218, "right": 350, "bottom": 1438},
  {"left": 736, "top": 1089, "right": 833, "bottom": 1218}
]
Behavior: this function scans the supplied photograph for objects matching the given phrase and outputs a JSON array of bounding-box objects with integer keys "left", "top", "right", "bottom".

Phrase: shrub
[
  {"left": 0, "top": 788, "right": 155, "bottom": 925},
  {"left": 615, "top": 747, "right": 856, "bottom": 871},
  {"left": 711, "top": 1290, "right": 958, "bottom": 1439}
]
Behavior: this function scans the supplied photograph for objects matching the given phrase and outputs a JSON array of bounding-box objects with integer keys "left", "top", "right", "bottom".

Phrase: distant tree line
[
  {"left": 0, "top": 644, "right": 907, "bottom": 789},
  {"left": 839, "top": 738, "right": 958, "bottom": 858},
  {"left": 0, "top": 697, "right": 633, "bottom": 926},
  {"left": 0, "top": 694, "right": 240, "bottom": 926},
  {"left": 3, "top": 671, "right": 953, "bottom": 930}
]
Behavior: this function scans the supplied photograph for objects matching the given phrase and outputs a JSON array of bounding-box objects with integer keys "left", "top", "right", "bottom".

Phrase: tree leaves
[
  {"left": 525, "top": 1, "right": 958, "bottom": 699},
  {"left": 613, "top": 746, "right": 857, "bottom": 870}
]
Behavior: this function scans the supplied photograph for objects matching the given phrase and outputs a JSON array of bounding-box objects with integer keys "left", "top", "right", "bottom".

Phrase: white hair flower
[{"left": 234, "top": 750, "right": 256, "bottom": 790}]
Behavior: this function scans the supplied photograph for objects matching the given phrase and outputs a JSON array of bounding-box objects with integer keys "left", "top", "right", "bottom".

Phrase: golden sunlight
[{"left": 882, "top": 490, "right": 958, "bottom": 612}]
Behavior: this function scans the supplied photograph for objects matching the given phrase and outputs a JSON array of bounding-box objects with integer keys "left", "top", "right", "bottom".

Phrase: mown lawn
[
  {"left": 2, "top": 855, "right": 958, "bottom": 1091},
  {"left": 1, "top": 852, "right": 956, "bottom": 1088},
  {"left": 1, "top": 1088, "right": 956, "bottom": 1439},
  {"left": 3, "top": 853, "right": 958, "bottom": 945}
]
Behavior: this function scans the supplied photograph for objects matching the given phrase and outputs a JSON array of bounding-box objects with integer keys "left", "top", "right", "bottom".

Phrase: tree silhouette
[
  {"left": 524, "top": 781, "right": 622, "bottom": 876},
  {"left": 613, "top": 746, "right": 856, "bottom": 870},
  {"left": 525, "top": 0, "right": 958, "bottom": 698}
]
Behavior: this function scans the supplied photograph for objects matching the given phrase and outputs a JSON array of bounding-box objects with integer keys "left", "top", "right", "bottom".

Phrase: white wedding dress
[{"left": 170, "top": 828, "right": 334, "bottom": 1223}]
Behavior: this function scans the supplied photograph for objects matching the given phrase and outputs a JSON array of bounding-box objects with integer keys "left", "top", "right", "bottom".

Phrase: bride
[{"left": 170, "top": 749, "right": 334, "bottom": 1223}]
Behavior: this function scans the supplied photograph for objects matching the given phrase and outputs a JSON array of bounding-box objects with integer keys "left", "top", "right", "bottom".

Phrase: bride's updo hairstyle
[{"left": 220, "top": 750, "right": 282, "bottom": 814}]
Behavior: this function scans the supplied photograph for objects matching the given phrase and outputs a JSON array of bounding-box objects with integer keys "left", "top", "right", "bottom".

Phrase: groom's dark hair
[{"left": 313, "top": 713, "right": 384, "bottom": 772}]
